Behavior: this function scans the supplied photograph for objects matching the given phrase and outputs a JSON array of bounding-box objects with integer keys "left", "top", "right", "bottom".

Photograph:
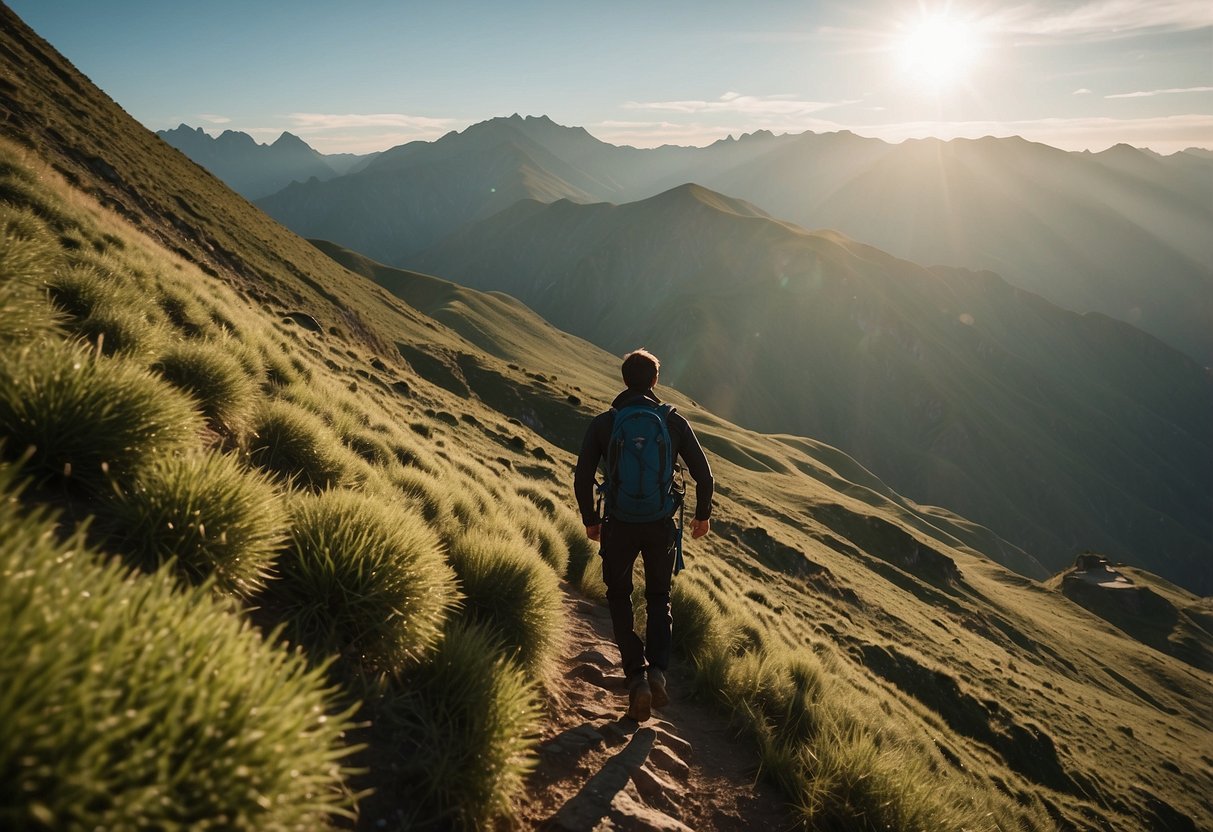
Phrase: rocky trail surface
[{"left": 512, "top": 587, "right": 797, "bottom": 831}]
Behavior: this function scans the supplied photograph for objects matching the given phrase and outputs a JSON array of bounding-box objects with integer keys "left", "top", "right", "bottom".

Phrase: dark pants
[{"left": 600, "top": 518, "right": 676, "bottom": 679}]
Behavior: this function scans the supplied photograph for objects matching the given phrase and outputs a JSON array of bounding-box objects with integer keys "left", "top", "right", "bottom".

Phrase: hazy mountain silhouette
[
  {"left": 417, "top": 184, "right": 1213, "bottom": 594},
  {"left": 251, "top": 116, "right": 1213, "bottom": 363},
  {"left": 157, "top": 124, "right": 376, "bottom": 199}
]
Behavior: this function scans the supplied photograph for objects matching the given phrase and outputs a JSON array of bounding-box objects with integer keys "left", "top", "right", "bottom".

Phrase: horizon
[
  {"left": 10, "top": 0, "right": 1212, "bottom": 156},
  {"left": 163, "top": 113, "right": 1212, "bottom": 158}
]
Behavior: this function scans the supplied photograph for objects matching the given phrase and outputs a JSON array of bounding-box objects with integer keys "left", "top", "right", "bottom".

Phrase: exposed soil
[{"left": 509, "top": 586, "right": 799, "bottom": 831}]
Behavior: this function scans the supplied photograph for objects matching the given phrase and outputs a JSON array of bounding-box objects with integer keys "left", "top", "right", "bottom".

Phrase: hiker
[{"left": 574, "top": 348, "right": 713, "bottom": 721}]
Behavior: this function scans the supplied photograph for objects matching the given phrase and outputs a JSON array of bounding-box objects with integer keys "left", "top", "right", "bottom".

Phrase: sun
[{"left": 895, "top": 14, "right": 981, "bottom": 91}]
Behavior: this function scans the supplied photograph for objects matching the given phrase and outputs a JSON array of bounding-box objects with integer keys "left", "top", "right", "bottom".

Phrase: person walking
[{"left": 574, "top": 348, "right": 713, "bottom": 721}]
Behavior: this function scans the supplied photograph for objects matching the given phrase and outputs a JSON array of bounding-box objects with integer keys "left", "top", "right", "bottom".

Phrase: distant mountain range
[
  {"left": 156, "top": 124, "right": 377, "bottom": 199},
  {"left": 161, "top": 114, "right": 1213, "bottom": 591},
  {"left": 246, "top": 115, "right": 1213, "bottom": 365},
  {"left": 416, "top": 183, "right": 1213, "bottom": 593}
]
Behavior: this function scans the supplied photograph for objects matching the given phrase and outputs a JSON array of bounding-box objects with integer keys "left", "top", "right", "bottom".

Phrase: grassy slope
[
  {"left": 1, "top": 7, "right": 1210, "bottom": 830},
  {"left": 314, "top": 241, "right": 1213, "bottom": 829}
]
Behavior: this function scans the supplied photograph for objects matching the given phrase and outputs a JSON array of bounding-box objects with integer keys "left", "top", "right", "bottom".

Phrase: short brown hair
[{"left": 621, "top": 348, "right": 660, "bottom": 389}]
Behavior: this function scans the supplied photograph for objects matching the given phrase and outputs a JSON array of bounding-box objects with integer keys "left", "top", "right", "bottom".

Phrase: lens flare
[{"left": 896, "top": 14, "right": 981, "bottom": 91}]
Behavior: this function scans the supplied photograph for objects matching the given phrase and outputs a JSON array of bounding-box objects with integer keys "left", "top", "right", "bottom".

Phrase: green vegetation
[
  {"left": 249, "top": 400, "right": 354, "bottom": 491},
  {"left": 0, "top": 466, "right": 355, "bottom": 830},
  {"left": 1, "top": 12, "right": 1209, "bottom": 828},
  {"left": 152, "top": 338, "right": 259, "bottom": 437},
  {"left": 446, "top": 527, "right": 565, "bottom": 677},
  {"left": 269, "top": 488, "right": 458, "bottom": 675},
  {"left": 0, "top": 340, "right": 203, "bottom": 491},
  {"left": 370, "top": 620, "right": 542, "bottom": 829},
  {"left": 105, "top": 451, "right": 285, "bottom": 596}
]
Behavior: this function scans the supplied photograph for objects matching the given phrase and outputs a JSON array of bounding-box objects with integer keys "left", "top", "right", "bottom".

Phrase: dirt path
[{"left": 512, "top": 586, "right": 798, "bottom": 831}]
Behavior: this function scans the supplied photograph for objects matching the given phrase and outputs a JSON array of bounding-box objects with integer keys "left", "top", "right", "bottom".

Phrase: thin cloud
[
  {"left": 286, "top": 112, "right": 458, "bottom": 131},
  {"left": 592, "top": 117, "right": 854, "bottom": 148},
  {"left": 1105, "top": 86, "right": 1213, "bottom": 99},
  {"left": 994, "top": 0, "right": 1213, "bottom": 38},
  {"left": 624, "top": 92, "right": 860, "bottom": 117},
  {"left": 1073, "top": 88, "right": 1093, "bottom": 95},
  {"left": 199, "top": 113, "right": 231, "bottom": 124},
  {"left": 852, "top": 113, "right": 1213, "bottom": 154}
]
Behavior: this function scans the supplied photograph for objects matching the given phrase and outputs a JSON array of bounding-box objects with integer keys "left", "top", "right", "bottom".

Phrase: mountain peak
[
  {"left": 641, "top": 182, "right": 769, "bottom": 219},
  {"left": 271, "top": 131, "right": 313, "bottom": 150}
]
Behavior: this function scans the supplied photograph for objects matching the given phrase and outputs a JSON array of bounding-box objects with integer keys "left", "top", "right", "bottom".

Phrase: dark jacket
[{"left": 574, "top": 388, "right": 714, "bottom": 526}]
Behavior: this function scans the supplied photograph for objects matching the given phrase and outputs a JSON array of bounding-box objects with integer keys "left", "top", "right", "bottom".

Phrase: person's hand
[
  {"left": 691, "top": 518, "right": 710, "bottom": 539},
  {"left": 586, "top": 524, "right": 602, "bottom": 542}
]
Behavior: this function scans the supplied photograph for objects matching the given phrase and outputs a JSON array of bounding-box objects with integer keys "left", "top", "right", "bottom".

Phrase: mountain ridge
[
  {"left": 245, "top": 113, "right": 1213, "bottom": 364},
  {"left": 417, "top": 182, "right": 1213, "bottom": 594},
  {"left": 156, "top": 123, "right": 377, "bottom": 198}
]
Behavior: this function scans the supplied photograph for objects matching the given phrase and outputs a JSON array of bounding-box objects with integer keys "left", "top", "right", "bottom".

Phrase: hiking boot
[
  {"left": 649, "top": 667, "right": 669, "bottom": 709},
  {"left": 626, "top": 675, "right": 652, "bottom": 722}
]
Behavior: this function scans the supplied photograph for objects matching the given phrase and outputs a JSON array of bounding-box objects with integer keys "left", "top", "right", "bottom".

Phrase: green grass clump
[
  {"left": 249, "top": 400, "right": 351, "bottom": 491},
  {"left": 670, "top": 579, "right": 730, "bottom": 664},
  {"left": 0, "top": 340, "right": 202, "bottom": 490},
  {"left": 373, "top": 620, "right": 541, "bottom": 830},
  {"left": 0, "top": 466, "right": 355, "bottom": 829},
  {"left": 506, "top": 497, "right": 570, "bottom": 575},
  {"left": 157, "top": 285, "right": 210, "bottom": 336},
  {"left": 73, "top": 299, "right": 162, "bottom": 357},
  {"left": 44, "top": 264, "right": 107, "bottom": 320},
  {"left": 553, "top": 504, "right": 596, "bottom": 583},
  {"left": 0, "top": 207, "right": 59, "bottom": 343},
  {"left": 267, "top": 489, "right": 458, "bottom": 674},
  {"left": 153, "top": 339, "right": 258, "bottom": 437},
  {"left": 105, "top": 451, "right": 285, "bottom": 596},
  {"left": 446, "top": 528, "right": 565, "bottom": 677}
]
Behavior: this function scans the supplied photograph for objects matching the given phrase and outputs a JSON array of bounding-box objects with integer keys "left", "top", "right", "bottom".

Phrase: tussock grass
[
  {"left": 74, "top": 300, "right": 163, "bottom": 357},
  {"left": 0, "top": 340, "right": 202, "bottom": 490},
  {"left": 249, "top": 400, "right": 352, "bottom": 491},
  {"left": 268, "top": 489, "right": 458, "bottom": 674},
  {"left": 0, "top": 466, "right": 355, "bottom": 829},
  {"left": 44, "top": 263, "right": 107, "bottom": 320},
  {"left": 46, "top": 264, "right": 163, "bottom": 357},
  {"left": 0, "top": 206, "right": 59, "bottom": 343},
  {"left": 152, "top": 339, "right": 259, "bottom": 437},
  {"left": 157, "top": 284, "right": 210, "bottom": 336},
  {"left": 503, "top": 493, "right": 570, "bottom": 575},
  {"left": 447, "top": 527, "right": 565, "bottom": 677},
  {"left": 670, "top": 579, "right": 730, "bottom": 663},
  {"left": 552, "top": 502, "right": 598, "bottom": 584},
  {"left": 105, "top": 451, "right": 285, "bottom": 596},
  {"left": 391, "top": 463, "right": 450, "bottom": 523},
  {"left": 344, "top": 427, "right": 394, "bottom": 466},
  {"left": 372, "top": 620, "right": 541, "bottom": 830}
]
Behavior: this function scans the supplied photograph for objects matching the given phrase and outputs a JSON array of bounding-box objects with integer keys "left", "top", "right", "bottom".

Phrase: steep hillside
[
  {"left": 1047, "top": 558, "right": 1212, "bottom": 672},
  {"left": 250, "top": 115, "right": 1212, "bottom": 363},
  {"left": 2, "top": 6, "right": 1210, "bottom": 831},
  {"left": 157, "top": 124, "right": 366, "bottom": 199},
  {"left": 417, "top": 185, "right": 1213, "bottom": 594}
]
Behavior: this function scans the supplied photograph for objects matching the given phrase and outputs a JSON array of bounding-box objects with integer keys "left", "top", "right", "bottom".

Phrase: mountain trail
[{"left": 511, "top": 585, "right": 797, "bottom": 831}]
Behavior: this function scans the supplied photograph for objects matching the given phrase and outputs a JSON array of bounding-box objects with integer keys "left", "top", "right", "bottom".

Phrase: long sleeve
[
  {"left": 573, "top": 414, "right": 607, "bottom": 526},
  {"left": 674, "top": 417, "right": 714, "bottom": 521}
]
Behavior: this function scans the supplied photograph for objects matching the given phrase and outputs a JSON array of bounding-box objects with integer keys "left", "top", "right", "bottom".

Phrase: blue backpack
[{"left": 603, "top": 403, "right": 677, "bottom": 523}]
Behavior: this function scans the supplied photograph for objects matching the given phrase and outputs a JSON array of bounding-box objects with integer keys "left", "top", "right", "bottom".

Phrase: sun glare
[{"left": 896, "top": 14, "right": 980, "bottom": 91}]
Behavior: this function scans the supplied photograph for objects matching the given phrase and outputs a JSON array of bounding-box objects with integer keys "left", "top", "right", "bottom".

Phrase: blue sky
[{"left": 11, "top": 0, "right": 1213, "bottom": 154}]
